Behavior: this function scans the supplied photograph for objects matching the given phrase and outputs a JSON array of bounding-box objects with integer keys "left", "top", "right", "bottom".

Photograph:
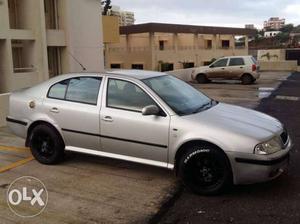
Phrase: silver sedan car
[{"left": 7, "top": 70, "right": 292, "bottom": 195}]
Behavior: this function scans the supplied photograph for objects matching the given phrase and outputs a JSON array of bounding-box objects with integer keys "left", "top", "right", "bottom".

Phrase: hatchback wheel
[
  {"left": 178, "top": 145, "right": 232, "bottom": 195},
  {"left": 29, "top": 124, "right": 64, "bottom": 164},
  {"left": 241, "top": 74, "right": 254, "bottom": 85},
  {"left": 196, "top": 74, "right": 209, "bottom": 84}
]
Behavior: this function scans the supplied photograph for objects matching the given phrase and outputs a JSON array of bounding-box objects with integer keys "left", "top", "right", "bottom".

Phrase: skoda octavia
[{"left": 7, "top": 70, "right": 292, "bottom": 195}]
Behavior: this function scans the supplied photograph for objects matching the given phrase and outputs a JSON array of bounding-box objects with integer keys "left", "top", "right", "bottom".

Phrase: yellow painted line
[
  {"left": 0, "top": 145, "right": 29, "bottom": 152},
  {"left": 0, "top": 156, "right": 34, "bottom": 173}
]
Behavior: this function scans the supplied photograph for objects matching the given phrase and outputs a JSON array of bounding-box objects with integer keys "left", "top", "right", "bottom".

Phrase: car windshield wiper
[{"left": 191, "top": 100, "right": 214, "bottom": 114}]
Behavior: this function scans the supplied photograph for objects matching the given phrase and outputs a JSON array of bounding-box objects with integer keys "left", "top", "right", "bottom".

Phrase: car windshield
[{"left": 143, "top": 75, "right": 216, "bottom": 116}]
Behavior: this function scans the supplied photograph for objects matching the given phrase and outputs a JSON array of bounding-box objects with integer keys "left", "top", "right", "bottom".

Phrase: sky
[{"left": 111, "top": 0, "right": 300, "bottom": 29}]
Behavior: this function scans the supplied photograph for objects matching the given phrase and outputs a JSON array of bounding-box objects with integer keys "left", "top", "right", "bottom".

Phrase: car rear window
[
  {"left": 48, "top": 77, "right": 102, "bottom": 105},
  {"left": 229, "top": 58, "right": 245, "bottom": 66},
  {"left": 48, "top": 80, "right": 68, "bottom": 99}
]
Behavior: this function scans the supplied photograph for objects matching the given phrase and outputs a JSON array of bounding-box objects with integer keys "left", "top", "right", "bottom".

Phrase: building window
[
  {"left": 111, "top": 64, "right": 121, "bottom": 69},
  {"left": 206, "top": 40, "right": 212, "bottom": 49},
  {"left": 47, "top": 47, "right": 62, "bottom": 78},
  {"left": 44, "top": 0, "right": 59, "bottom": 29},
  {"left": 159, "top": 40, "right": 165, "bottom": 50},
  {"left": 131, "top": 64, "right": 144, "bottom": 70},
  {"left": 182, "top": 62, "right": 195, "bottom": 69},
  {"left": 161, "top": 63, "right": 173, "bottom": 72},
  {"left": 11, "top": 40, "right": 35, "bottom": 73},
  {"left": 8, "top": 0, "right": 20, "bottom": 29},
  {"left": 221, "top": 40, "right": 230, "bottom": 49}
]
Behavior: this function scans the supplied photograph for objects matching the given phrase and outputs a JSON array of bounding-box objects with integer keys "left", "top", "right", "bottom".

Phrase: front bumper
[{"left": 227, "top": 139, "right": 292, "bottom": 185}]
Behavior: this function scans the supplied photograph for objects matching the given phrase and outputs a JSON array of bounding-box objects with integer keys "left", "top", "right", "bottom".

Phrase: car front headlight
[{"left": 254, "top": 136, "right": 282, "bottom": 155}]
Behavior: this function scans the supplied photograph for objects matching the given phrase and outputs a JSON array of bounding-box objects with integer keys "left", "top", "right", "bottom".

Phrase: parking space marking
[
  {"left": 0, "top": 156, "right": 34, "bottom": 173},
  {"left": 0, "top": 145, "right": 29, "bottom": 152}
]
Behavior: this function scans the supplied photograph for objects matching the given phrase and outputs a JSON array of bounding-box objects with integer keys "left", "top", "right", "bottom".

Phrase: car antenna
[{"left": 67, "top": 50, "right": 87, "bottom": 71}]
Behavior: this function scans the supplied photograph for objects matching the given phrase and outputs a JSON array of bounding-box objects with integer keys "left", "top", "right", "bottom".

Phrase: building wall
[
  {"left": 102, "top": 16, "right": 120, "bottom": 44},
  {"left": 106, "top": 33, "right": 248, "bottom": 71},
  {"left": 0, "top": 0, "right": 104, "bottom": 94},
  {"left": 0, "top": 0, "right": 104, "bottom": 126}
]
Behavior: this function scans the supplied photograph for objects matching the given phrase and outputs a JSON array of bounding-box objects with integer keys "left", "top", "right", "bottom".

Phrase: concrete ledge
[
  {"left": 259, "top": 60, "right": 298, "bottom": 71},
  {"left": 0, "top": 93, "right": 10, "bottom": 127}
]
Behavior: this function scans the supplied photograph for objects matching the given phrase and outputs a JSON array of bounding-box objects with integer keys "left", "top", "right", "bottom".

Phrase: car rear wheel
[
  {"left": 241, "top": 74, "right": 254, "bottom": 85},
  {"left": 196, "top": 74, "right": 209, "bottom": 84},
  {"left": 29, "top": 124, "right": 65, "bottom": 164},
  {"left": 178, "top": 145, "right": 232, "bottom": 195}
]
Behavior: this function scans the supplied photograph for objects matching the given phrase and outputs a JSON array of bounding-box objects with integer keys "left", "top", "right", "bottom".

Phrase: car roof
[
  {"left": 48, "top": 70, "right": 166, "bottom": 81},
  {"left": 221, "top": 55, "right": 252, "bottom": 59},
  {"left": 106, "top": 69, "right": 167, "bottom": 80}
]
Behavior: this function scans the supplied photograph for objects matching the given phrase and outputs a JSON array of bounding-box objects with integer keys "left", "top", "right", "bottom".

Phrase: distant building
[
  {"left": 264, "top": 17, "right": 285, "bottom": 30},
  {"left": 264, "top": 31, "right": 281, "bottom": 38},
  {"left": 245, "top": 24, "right": 255, "bottom": 29},
  {"left": 105, "top": 23, "right": 255, "bottom": 71},
  {"left": 110, "top": 5, "right": 135, "bottom": 26}
]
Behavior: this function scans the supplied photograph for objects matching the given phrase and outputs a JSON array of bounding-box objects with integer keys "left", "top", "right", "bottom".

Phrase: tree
[
  {"left": 279, "top": 24, "right": 294, "bottom": 33},
  {"left": 101, "top": 0, "right": 112, "bottom": 15}
]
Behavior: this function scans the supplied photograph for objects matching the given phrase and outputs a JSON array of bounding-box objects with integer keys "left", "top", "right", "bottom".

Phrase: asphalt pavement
[{"left": 154, "top": 72, "right": 300, "bottom": 224}]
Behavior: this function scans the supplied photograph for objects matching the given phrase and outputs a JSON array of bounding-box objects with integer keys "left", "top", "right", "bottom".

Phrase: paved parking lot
[{"left": 0, "top": 71, "right": 291, "bottom": 224}]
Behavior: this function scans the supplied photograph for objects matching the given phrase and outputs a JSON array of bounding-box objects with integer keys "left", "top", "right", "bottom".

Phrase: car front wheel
[
  {"left": 178, "top": 145, "right": 232, "bottom": 195},
  {"left": 196, "top": 74, "right": 209, "bottom": 84},
  {"left": 29, "top": 124, "right": 65, "bottom": 164}
]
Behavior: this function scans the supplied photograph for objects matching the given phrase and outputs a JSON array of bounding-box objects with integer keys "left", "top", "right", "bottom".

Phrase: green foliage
[{"left": 279, "top": 24, "right": 294, "bottom": 33}]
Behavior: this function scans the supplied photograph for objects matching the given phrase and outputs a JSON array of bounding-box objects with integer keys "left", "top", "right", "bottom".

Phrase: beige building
[
  {"left": 0, "top": 0, "right": 104, "bottom": 94},
  {"left": 264, "top": 17, "right": 285, "bottom": 30},
  {"left": 105, "top": 23, "right": 256, "bottom": 71}
]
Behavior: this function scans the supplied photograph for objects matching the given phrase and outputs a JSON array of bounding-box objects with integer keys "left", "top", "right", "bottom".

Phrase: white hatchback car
[
  {"left": 191, "top": 56, "right": 260, "bottom": 84},
  {"left": 7, "top": 70, "right": 290, "bottom": 195}
]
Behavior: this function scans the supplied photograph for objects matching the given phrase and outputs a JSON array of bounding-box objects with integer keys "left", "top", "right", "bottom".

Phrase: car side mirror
[{"left": 142, "top": 105, "right": 160, "bottom": 116}]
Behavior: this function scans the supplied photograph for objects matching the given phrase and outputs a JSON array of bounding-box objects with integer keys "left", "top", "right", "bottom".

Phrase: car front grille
[{"left": 280, "top": 129, "right": 288, "bottom": 146}]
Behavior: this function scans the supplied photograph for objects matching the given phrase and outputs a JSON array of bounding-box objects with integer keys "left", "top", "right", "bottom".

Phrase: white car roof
[{"left": 106, "top": 69, "right": 166, "bottom": 80}]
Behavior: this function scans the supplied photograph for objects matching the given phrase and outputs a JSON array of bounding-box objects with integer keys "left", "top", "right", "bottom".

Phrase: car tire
[
  {"left": 196, "top": 74, "right": 209, "bottom": 84},
  {"left": 241, "top": 74, "right": 254, "bottom": 85},
  {"left": 29, "top": 124, "right": 65, "bottom": 165},
  {"left": 178, "top": 145, "right": 232, "bottom": 195}
]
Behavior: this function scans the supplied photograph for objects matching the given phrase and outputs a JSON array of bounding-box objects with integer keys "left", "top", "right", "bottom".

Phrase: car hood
[{"left": 183, "top": 102, "right": 283, "bottom": 141}]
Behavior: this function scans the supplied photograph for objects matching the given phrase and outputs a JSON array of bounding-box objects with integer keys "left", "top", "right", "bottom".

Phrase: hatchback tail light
[{"left": 252, "top": 64, "right": 257, "bottom": 72}]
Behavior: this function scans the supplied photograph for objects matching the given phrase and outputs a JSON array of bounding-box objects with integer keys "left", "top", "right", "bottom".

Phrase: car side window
[
  {"left": 48, "top": 79, "right": 69, "bottom": 99},
  {"left": 229, "top": 58, "right": 245, "bottom": 66},
  {"left": 107, "top": 79, "right": 155, "bottom": 112},
  {"left": 66, "top": 77, "right": 102, "bottom": 105},
  {"left": 48, "top": 77, "right": 102, "bottom": 105},
  {"left": 212, "top": 58, "right": 228, "bottom": 67}
]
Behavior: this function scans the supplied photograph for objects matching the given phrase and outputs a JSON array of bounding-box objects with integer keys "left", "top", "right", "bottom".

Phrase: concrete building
[
  {"left": 105, "top": 23, "right": 256, "bottom": 71},
  {"left": 0, "top": 0, "right": 104, "bottom": 127},
  {"left": 264, "top": 17, "right": 285, "bottom": 30},
  {"left": 110, "top": 5, "right": 135, "bottom": 26},
  {"left": 0, "top": 0, "right": 104, "bottom": 94}
]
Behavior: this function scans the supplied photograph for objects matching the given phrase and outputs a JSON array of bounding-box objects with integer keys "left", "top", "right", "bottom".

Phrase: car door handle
[
  {"left": 102, "top": 116, "right": 113, "bottom": 122},
  {"left": 240, "top": 67, "right": 244, "bottom": 69},
  {"left": 221, "top": 68, "right": 225, "bottom": 70},
  {"left": 50, "top": 107, "right": 59, "bottom": 113}
]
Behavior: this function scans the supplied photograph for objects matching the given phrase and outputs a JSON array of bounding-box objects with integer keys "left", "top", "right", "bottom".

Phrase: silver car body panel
[{"left": 7, "top": 70, "right": 291, "bottom": 185}]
